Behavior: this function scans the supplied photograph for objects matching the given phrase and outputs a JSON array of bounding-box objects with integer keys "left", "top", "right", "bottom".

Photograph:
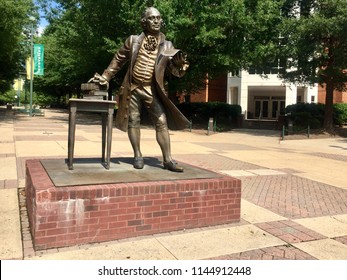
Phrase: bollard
[
  {"left": 282, "top": 125, "right": 285, "bottom": 140},
  {"left": 207, "top": 118, "right": 214, "bottom": 135},
  {"left": 288, "top": 120, "right": 293, "bottom": 134},
  {"left": 307, "top": 125, "right": 310, "bottom": 138}
]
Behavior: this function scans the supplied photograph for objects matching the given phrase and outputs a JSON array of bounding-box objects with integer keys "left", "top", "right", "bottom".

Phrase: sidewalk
[{"left": 1, "top": 106, "right": 347, "bottom": 260}]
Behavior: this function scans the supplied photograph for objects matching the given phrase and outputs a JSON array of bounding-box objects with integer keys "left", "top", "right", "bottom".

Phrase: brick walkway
[
  {"left": 177, "top": 154, "right": 263, "bottom": 170},
  {"left": 177, "top": 153, "right": 347, "bottom": 260},
  {"left": 241, "top": 175, "right": 347, "bottom": 218},
  {"left": 255, "top": 220, "right": 326, "bottom": 243},
  {"left": 208, "top": 245, "right": 317, "bottom": 260},
  {"left": 177, "top": 154, "right": 347, "bottom": 219},
  {"left": 2, "top": 108, "right": 347, "bottom": 260},
  {"left": 310, "top": 152, "right": 347, "bottom": 162}
]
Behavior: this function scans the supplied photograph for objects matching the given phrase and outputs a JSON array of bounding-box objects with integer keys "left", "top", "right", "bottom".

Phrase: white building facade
[{"left": 227, "top": 70, "right": 318, "bottom": 120}]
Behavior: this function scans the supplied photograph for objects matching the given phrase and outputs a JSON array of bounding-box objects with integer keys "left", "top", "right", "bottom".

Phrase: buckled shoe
[
  {"left": 133, "top": 157, "right": 144, "bottom": 169},
  {"left": 163, "top": 160, "right": 184, "bottom": 172}
]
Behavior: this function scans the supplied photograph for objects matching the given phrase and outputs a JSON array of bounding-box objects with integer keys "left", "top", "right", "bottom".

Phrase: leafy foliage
[
  {"left": 36, "top": 0, "right": 285, "bottom": 98},
  {"left": 177, "top": 101, "right": 242, "bottom": 130},
  {"left": 285, "top": 102, "right": 325, "bottom": 128},
  {"left": 0, "top": 89, "right": 18, "bottom": 105},
  {"left": 333, "top": 103, "right": 347, "bottom": 126},
  {"left": 285, "top": 102, "right": 347, "bottom": 129},
  {"left": 279, "top": 0, "right": 347, "bottom": 131},
  {"left": 0, "top": 0, "right": 38, "bottom": 92}
]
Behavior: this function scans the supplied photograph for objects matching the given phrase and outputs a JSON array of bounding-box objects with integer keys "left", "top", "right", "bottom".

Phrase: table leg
[
  {"left": 105, "top": 107, "right": 114, "bottom": 169},
  {"left": 101, "top": 112, "right": 106, "bottom": 164},
  {"left": 68, "top": 105, "right": 77, "bottom": 170}
]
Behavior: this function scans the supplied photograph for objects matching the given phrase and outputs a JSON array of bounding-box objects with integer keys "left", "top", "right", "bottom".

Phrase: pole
[
  {"left": 17, "top": 75, "right": 21, "bottom": 107},
  {"left": 29, "top": 22, "right": 34, "bottom": 117},
  {"left": 282, "top": 125, "right": 285, "bottom": 140},
  {"left": 307, "top": 125, "right": 310, "bottom": 138}
]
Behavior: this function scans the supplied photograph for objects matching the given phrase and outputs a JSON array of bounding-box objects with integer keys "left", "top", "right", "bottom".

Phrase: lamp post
[{"left": 29, "top": 16, "right": 35, "bottom": 117}]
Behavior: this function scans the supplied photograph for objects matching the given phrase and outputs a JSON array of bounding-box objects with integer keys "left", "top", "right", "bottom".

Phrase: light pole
[{"left": 29, "top": 16, "right": 35, "bottom": 117}]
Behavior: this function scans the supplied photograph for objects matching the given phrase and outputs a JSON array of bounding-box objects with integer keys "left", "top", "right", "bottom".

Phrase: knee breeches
[{"left": 128, "top": 87, "right": 168, "bottom": 131}]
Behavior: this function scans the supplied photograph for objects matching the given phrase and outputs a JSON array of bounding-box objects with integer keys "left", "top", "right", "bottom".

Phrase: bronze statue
[{"left": 91, "top": 7, "right": 190, "bottom": 172}]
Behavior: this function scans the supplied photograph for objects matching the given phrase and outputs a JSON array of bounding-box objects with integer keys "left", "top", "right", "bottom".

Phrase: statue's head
[{"left": 140, "top": 7, "right": 163, "bottom": 35}]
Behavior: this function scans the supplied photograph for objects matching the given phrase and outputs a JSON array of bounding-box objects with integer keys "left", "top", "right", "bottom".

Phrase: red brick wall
[
  {"left": 190, "top": 75, "right": 227, "bottom": 103},
  {"left": 318, "top": 85, "right": 347, "bottom": 104},
  {"left": 26, "top": 160, "right": 241, "bottom": 250},
  {"left": 208, "top": 75, "right": 227, "bottom": 102}
]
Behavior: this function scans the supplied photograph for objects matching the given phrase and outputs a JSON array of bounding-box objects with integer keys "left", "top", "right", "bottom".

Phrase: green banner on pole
[{"left": 34, "top": 44, "right": 44, "bottom": 76}]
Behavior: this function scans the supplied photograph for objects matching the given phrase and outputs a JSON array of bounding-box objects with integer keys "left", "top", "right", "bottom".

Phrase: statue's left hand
[
  {"left": 171, "top": 52, "right": 189, "bottom": 71},
  {"left": 88, "top": 73, "right": 109, "bottom": 90}
]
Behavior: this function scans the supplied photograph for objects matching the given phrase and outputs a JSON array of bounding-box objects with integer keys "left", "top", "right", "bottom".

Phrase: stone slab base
[{"left": 26, "top": 159, "right": 241, "bottom": 250}]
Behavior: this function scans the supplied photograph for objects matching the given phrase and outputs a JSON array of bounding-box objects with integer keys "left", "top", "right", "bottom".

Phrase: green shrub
[
  {"left": 286, "top": 102, "right": 347, "bottom": 128},
  {"left": 0, "top": 90, "right": 18, "bottom": 104},
  {"left": 333, "top": 103, "right": 347, "bottom": 126},
  {"left": 177, "top": 102, "right": 242, "bottom": 130},
  {"left": 285, "top": 103, "right": 325, "bottom": 128},
  {"left": 34, "top": 92, "right": 59, "bottom": 107},
  {"left": 308, "top": 118, "right": 322, "bottom": 129}
]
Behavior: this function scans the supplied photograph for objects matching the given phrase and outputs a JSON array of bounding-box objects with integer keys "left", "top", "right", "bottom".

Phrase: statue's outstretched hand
[
  {"left": 171, "top": 52, "right": 189, "bottom": 71},
  {"left": 88, "top": 73, "right": 109, "bottom": 90}
]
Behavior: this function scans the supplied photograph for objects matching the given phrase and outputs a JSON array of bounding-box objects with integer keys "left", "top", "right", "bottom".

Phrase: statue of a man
[{"left": 92, "top": 7, "right": 190, "bottom": 172}]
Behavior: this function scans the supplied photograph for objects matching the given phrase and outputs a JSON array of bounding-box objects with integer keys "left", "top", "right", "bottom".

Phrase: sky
[{"left": 35, "top": 0, "right": 57, "bottom": 35}]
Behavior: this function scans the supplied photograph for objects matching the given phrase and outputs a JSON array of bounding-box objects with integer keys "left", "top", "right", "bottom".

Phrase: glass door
[
  {"left": 271, "top": 100, "right": 286, "bottom": 118},
  {"left": 254, "top": 99, "right": 269, "bottom": 118}
]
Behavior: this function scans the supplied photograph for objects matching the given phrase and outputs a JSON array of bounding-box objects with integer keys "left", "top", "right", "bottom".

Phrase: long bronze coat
[{"left": 102, "top": 32, "right": 190, "bottom": 132}]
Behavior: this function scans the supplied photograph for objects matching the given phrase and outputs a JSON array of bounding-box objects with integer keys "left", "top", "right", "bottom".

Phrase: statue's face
[{"left": 143, "top": 8, "right": 162, "bottom": 35}]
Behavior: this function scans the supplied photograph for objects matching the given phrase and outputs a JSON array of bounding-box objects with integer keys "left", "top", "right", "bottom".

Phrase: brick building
[
  {"left": 189, "top": 71, "right": 319, "bottom": 120},
  {"left": 189, "top": 75, "right": 227, "bottom": 103},
  {"left": 318, "top": 85, "right": 347, "bottom": 104}
]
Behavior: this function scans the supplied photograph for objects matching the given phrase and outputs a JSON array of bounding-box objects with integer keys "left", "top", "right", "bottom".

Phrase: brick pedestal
[{"left": 26, "top": 159, "right": 241, "bottom": 250}]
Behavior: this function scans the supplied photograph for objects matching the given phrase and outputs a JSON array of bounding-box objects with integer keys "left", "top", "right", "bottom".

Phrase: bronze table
[{"left": 68, "top": 98, "right": 117, "bottom": 170}]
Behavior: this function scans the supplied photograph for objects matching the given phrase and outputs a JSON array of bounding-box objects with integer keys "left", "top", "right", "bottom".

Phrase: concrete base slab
[
  {"left": 156, "top": 224, "right": 285, "bottom": 260},
  {"left": 241, "top": 199, "right": 287, "bottom": 224},
  {"left": 247, "top": 169, "right": 286, "bottom": 176},
  {"left": 41, "top": 157, "right": 221, "bottom": 187},
  {"left": 294, "top": 214, "right": 347, "bottom": 238},
  {"left": 294, "top": 239, "right": 347, "bottom": 260},
  {"left": 28, "top": 238, "right": 176, "bottom": 260},
  {"left": 26, "top": 224, "right": 286, "bottom": 260},
  {"left": 0, "top": 189, "right": 22, "bottom": 259},
  {"left": 220, "top": 170, "right": 256, "bottom": 177},
  {"left": 0, "top": 157, "right": 17, "bottom": 181}
]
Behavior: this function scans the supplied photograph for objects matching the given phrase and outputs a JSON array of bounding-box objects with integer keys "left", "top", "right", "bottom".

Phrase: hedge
[
  {"left": 334, "top": 103, "right": 347, "bottom": 126},
  {"left": 177, "top": 102, "right": 242, "bottom": 130},
  {"left": 285, "top": 102, "right": 347, "bottom": 128}
]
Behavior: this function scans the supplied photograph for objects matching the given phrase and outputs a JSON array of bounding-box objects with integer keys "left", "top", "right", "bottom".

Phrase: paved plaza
[{"left": 1, "top": 106, "right": 347, "bottom": 260}]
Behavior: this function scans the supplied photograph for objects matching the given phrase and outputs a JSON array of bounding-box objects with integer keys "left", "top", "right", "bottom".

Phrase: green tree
[
  {"left": 36, "top": 0, "right": 147, "bottom": 99},
  {"left": 279, "top": 0, "right": 347, "bottom": 132},
  {"left": 37, "top": 0, "right": 285, "bottom": 101},
  {"left": 0, "top": 0, "right": 38, "bottom": 92},
  {"left": 145, "top": 0, "right": 285, "bottom": 93}
]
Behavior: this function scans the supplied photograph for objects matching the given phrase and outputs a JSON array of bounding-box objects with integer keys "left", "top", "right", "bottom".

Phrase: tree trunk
[{"left": 323, "top": 80, "right": 334, "bottom": 132}]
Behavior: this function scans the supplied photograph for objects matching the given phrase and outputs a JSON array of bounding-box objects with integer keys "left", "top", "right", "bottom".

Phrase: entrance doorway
[
  {"left": 254, "top": 97, "right": 285, "bottom": 119},
  {"left": 254, "top": 98, "right": 269, "bottom": 118},
  {"left": 271, "top": 100, "right": 285, "bottom": 118}
]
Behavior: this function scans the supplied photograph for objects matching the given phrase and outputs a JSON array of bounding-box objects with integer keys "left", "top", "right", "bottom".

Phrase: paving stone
[
  {"left": 207, "top": 245, "right": 316, "bottom": 260},
  {"left": 241, "top": 175, "right": 347, "bottom": 218},
  {"left": 1, "top": 107, "right": 347, "bottom": 260}
]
